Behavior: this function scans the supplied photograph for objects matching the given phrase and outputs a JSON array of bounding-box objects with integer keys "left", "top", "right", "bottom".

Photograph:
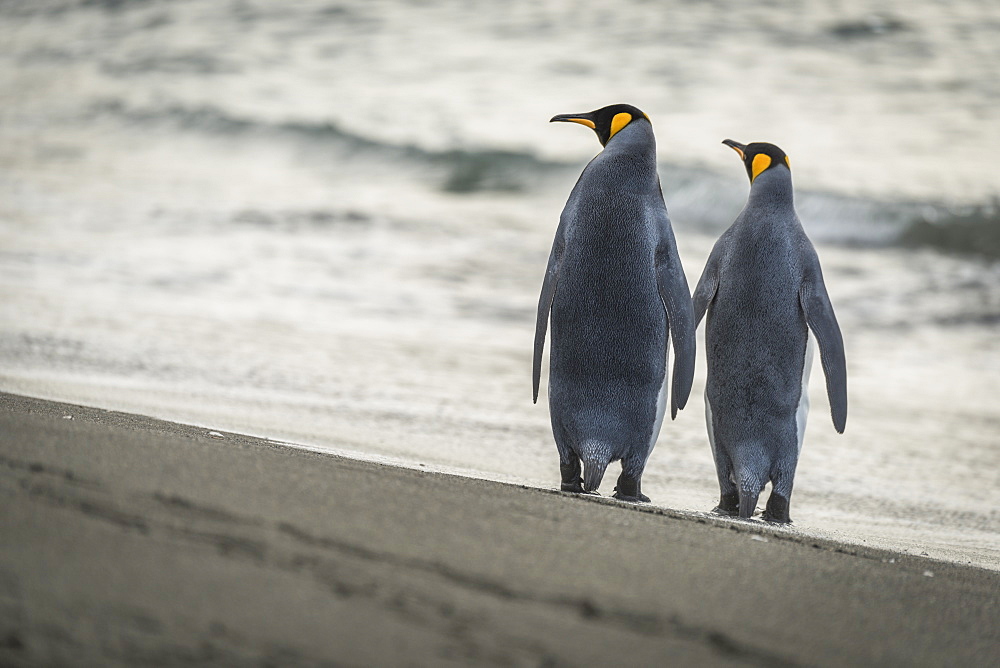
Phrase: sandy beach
[{"left": 1, "top": 392, "right": 997, "bottom": 667}]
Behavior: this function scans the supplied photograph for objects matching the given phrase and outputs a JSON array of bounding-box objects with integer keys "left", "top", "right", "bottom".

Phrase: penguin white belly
[
  {"left": 796, "top": 336, "right": 815, "bottom": 453},
  {"left": 645, "top": 348, "right": 669, "bottom": 464}
]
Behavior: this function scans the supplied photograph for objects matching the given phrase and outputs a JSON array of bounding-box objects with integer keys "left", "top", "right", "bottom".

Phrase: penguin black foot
[
  {"left": 612, "top": 473, "right": 649, "bottom": 503},
  {"left": 763, "top": 493, "right": 792, "bottom": 524},
  {"left": 612, "top": 490, "right": 650, "bottom": 503},
  {"left": 560, "top": 480, "right": 600, "bottom": 495},
  {"left": 712, "top": 492, "right": 740, "bottom": 516},
  {"left": 559, "top": 457, "right": 587, "bottom": 493}
]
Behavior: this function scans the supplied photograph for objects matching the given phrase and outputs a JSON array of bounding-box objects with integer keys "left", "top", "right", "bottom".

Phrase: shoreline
[
  {"left": 2, "top": 391, "right": 997, "bottom": 666},
  {"left": 4, "top": 378, "right": 998, "bottom": 572}
]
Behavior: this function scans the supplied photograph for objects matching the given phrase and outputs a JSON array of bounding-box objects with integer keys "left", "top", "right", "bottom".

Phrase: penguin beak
[
  {"left": 722, "top": 139, "right": 747, "bottom": 160},
  {"left": 550, "top": 113, "right": 597, "bottom": 130}
]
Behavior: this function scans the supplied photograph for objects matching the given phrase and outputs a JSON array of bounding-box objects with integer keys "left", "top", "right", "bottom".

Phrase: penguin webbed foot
[
  {"left": 612, "top": 473, "right": 650, "bottom": 503},
  {"left": 560, "top": 478, "right": 602, "bottom": 495},
  {"left": 612, "top": 490, "right": 650, "bottom": 503},
  {"left": 560, "top": 478, "right": 586, "bottom": 493},
  {"left": 712, "top": 492, "right": 740, "bottom": 516},
  {"left": 762, "top": 493, "right": 792, "bottom": 524}
]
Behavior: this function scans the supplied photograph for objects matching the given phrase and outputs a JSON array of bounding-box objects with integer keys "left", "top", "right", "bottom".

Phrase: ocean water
[{"left": 1, "top": 0, "right": 999, "bottom": 567}]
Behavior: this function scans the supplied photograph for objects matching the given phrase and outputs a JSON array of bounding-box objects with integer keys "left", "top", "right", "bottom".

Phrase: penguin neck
[
  {"left": 602, "top": 121, "right": 656, "bottom": 165},
  {"left": 747, "top": 168, "right": 794, "bottom": 209}
]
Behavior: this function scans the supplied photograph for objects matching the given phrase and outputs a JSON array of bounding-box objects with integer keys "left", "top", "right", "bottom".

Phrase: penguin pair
[{"left": 534, "top": 104, "right": 846, "bottom": 522}]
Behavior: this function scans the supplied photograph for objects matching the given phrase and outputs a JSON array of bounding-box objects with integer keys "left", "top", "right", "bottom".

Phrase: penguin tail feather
[
  {"left": 580, "top": 443, "right": 611, "bottom": 493},
  {"left": 583, "top": 460, "right": 608, "bottom": 493},
  {"left": 738, "top": 492, "right": 760, "bottom": 519}
]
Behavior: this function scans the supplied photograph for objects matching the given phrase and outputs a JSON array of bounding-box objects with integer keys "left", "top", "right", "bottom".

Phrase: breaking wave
[
  {"left": 89, "top": 99, "right": 570, "bottom": 195},
  {"left": 89, "top": 99, "right": 1000, "bottom": 258}
]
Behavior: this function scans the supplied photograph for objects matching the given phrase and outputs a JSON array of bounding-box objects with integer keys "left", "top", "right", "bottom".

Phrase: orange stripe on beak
[
  {"left": 550, "top": 113, "right": 596, "bottom": 129},
  {"left": 721, "top": 138, "right": 747, "bottom": 160}
]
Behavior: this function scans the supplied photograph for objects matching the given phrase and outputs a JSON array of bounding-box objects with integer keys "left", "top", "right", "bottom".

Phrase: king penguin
[
  {"left": 693, "top": 140, "right": 847, "bottom": 522},
  {"left": 533, "top": 104, "right": 696, "bottom": 502}
]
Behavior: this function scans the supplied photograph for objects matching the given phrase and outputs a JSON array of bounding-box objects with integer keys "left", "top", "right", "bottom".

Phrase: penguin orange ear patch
[
  {"left": 751, "top": 154, "right": 772, "bottom": 182},
  {"left": 609, "top": 112, "right": 632, "bottom": 139},
  {"left": 785, "top": 155, "right": 791, "bottom": 168}
]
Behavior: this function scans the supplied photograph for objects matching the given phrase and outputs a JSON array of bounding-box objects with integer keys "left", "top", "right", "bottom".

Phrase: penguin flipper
[
  {"left": 654, "top": 217, "right": 696, "bottom": 419},
  {"left": 799, "top": 275, "right": 847, "bottom": 433},
  {"left": 692, "top": 235, "right": 728, "bottom": 327},
  {"left": 533, "top": 234, "right": 564, "bottom": 404},
  {"left": 692, "top": 266, "right": 718, "bottom": 328}
]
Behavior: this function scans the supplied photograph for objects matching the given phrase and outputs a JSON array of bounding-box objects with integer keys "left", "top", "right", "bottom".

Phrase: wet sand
[{"left": 1, "top": 392, "right": 996, "bottom": 667}]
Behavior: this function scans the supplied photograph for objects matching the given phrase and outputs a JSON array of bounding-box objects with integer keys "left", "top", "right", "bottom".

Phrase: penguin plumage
[
  {"left": 693, "top": 139, "right": 847, "bottom": 522},
  {"left": 533, "top": 104, "right": 696, "bottom": 502}
]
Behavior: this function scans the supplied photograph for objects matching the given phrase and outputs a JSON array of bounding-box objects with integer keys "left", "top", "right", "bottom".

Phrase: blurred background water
[{"left": 1, "top": 0, "right": 998, "bottom": 567}]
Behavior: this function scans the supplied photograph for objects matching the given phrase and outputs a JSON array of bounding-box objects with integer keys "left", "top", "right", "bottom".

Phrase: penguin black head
[
  {"left": 550, "top": 104, "right": 650, "bottom": 147},
  {"left": 722, "top": 139, "right": 790, "bottom": 184}
]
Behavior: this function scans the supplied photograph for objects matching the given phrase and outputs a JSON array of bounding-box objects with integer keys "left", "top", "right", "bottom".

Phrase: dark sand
[{"left": 1, "top": 393, "right": 996, "bottom": 667}]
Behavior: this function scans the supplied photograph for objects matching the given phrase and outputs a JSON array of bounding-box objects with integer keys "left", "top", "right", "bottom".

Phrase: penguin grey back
[
  {"left": 533, "top": 104, "right": 695, "bottom": 502},
  {"left": 693, "top": 140, "right": 846, "bottom": 522}
]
